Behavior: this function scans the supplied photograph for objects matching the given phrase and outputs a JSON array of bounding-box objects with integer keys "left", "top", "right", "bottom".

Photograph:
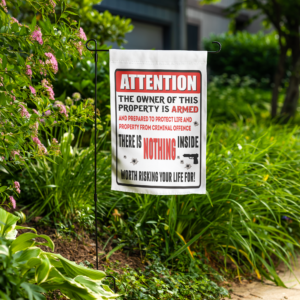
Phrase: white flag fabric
[{"left": 109, "top": 50, "right": 207, "bottom": 195}]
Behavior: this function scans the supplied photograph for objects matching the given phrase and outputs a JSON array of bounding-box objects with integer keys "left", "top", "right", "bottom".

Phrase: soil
[{"left": 18, "top": 221, "right": 144, "bottom": 272}]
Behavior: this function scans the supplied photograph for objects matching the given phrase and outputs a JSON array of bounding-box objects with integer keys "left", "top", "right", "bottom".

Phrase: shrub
[
  {"left": 204, "top": 32, "right": 280, "bottom": 83},
  {"left": 53, "top": 53, "right": 111, "bottom": 118},
  {"left": 0, "top": 207, "right": 118, "bottom": 300},
  {"left": 17, "top": 130, "right": 111, "bottom": 218},
  {"left": 98, "top": 119, "right": 300, "bottom": 286},
  {"left": 0, "top": 0, "right": 95, "bottom": 172},
  {"left": 207, "top": 74, "right": 273, "bottom": 122}
]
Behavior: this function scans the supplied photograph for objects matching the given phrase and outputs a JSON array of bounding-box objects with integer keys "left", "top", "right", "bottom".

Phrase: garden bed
[{"left": 17, "top": 220, "right": 144, "bottom": 272}]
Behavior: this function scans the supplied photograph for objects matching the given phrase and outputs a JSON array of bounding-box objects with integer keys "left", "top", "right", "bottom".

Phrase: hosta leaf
[
  {"left": 48, "top": 253, "right": 106, "bottom": 280},
  {"left": 0, "top": 207, "right": 19, "bottom": 239},
  {"left": 0, "top": 245, "right": 9, "bottom": 256},
  {"left": 15, "top": 225, "right": 37, "bottom": 233},
  {"left": 27, "top": 257, "right": 42, "bottom": 268},
  {"left": 74, "top": 276, "right": 118, "bottom": 298},
  {"left": 41, "top": 276, "right": 118, "bottom": 300},
  {"left": 10, "top": 232, "right": 54, "bottom": 254},
  {"left": 35, "top": 257, "right": 51, "bottom": 284},
  {"left": 15, "top": 247, "right": 41, "bottom": 263}
]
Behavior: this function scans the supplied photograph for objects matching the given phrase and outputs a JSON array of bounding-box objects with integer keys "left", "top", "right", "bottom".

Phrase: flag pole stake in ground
[{"left": 85, "top": 39, "right": 221, "bottom": 277}]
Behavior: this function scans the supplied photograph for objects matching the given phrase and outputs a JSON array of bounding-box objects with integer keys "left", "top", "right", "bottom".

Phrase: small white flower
[{"left": 237, "top": 144, "right": 242, "bottom": 150}]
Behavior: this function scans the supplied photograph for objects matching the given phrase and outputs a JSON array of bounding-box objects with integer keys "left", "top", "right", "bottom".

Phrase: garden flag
[{"left": 110, "top": 50, "right": 207, "bottom": 195}]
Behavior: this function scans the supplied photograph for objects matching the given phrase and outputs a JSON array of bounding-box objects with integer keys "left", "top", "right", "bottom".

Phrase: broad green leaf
[
  {"left": 35, "top": 256, "right": 51, "bottom": 284},
  {"left": 74, "top": 276, "right": 118, "bottom": 298},
  {"left": 0, "top": 245, "right": 9, "bottom": 256},
  {"left": 41, "top": 276, "right": 118, "bottom": 300},
  {"left": 0, "top": 186, "right": 7, "bottom": 192},
  {"left": 15, "top": 247, "right": 41, "bottom": 263},
  {"left": 27, "top": 257, "right": 43, "bottom": 268},
  {"left": 49, "top": 254, "right": 106, "bottom": 280},
  {"left": 15, "top": 225, "right": 37, "bottom": 233},
  {"left": 10, "top": 232, "right": 54, "bottom": 254},
  {"left": 0, "top": 207, "right": 19, "bottom": 239}
]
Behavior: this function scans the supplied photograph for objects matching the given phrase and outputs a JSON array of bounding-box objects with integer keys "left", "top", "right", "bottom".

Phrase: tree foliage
[
  {"left": 201, "top": 0, "right": 300, "bottom": 119},
  {"left": 67, "top": 0, "right": 134, "bottom": 46}
]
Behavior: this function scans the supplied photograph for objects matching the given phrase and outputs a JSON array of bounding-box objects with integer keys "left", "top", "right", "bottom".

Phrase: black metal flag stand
[{"left": 85, "top": 40, "right": 221, "bottom": 277}]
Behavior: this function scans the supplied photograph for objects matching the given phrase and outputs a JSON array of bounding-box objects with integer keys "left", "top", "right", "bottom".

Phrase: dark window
[{"left": 187, "top": 24, "right": 199, "bottom": 50}]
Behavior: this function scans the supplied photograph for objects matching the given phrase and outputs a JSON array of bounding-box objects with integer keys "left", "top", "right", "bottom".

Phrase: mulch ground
[{"left": 18, "top": 220, "right": 144, "bottom": 271}]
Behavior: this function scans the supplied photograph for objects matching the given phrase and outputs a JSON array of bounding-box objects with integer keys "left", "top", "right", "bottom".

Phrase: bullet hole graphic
[
  {"left": 180, "top": 160, "right": 184, "bottom": 164},
  {"left": 124, "top": 155, "right": 127, "bottom": 159},
  {"left": 194, "top": 121, "right": 199, "bottom": 126},
  {"left": 177, "top": 156, "right": 180, "bottom": 159},
  {"left": 130, "top": 158, "right": 138, "bottom": 165},
  {"left": 185, "top": 164, "right": 192, "bottom": 170}
]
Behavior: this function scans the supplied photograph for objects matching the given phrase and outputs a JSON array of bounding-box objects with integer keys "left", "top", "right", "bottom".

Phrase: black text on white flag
[{"left": 110, "top": 51, "right": 207, "bottom": 195}]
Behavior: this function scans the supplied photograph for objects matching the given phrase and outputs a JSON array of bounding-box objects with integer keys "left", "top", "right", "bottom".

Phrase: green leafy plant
[
  {"left": 0, "top": 0, "right": 96, "bottom": 171},
  {"left": 66, "top": 0, "right": 134, "bottom": 46},
  {"left": 104, "top": 259, "right": 229, "bottom": 300},
  {"left": 18, "top": 130, "right": 110, "bottom": 218},
  {"left": 206, "top": 74, "right": 283, "bottom": 122},
  {"left": 98, "top": 118, "right": 300, "bottom": 286},
  {"left": 204, "top": 31, "right": 280, "bottom": 83},
  {"left": 0, "top": 207, "right": 119, "bottom": 299},
  {"left": 53, "top": 54, "right": 111, "bottom": 119}
]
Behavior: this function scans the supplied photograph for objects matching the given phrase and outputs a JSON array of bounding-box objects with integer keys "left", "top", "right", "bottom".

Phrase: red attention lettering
[{"left": 116, "top": 71, "right": 201, "bottom": 93}]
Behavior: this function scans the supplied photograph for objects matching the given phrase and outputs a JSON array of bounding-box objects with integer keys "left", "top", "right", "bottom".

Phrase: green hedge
[{"left": 204, "top": 32, "right": 280, "bottom": 83}]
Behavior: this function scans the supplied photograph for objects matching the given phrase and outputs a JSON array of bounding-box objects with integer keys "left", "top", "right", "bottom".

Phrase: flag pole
[{"left": 85, "top": 40, "right": 110, "bottom": 271}]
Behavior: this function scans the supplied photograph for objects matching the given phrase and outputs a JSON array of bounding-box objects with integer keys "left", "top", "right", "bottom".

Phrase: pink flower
[
  {"left": 44, "top": 110, "right": 51, "bottom": 116},
  {"left": 75, "top": 41, "right": 83, "bottom": 56},
  {"left": 0, "top": 0, "right": 7, "bottom": 12},
  {"left": 78, "top": 27, "right": 87, "bottom": 41},
  {"left": 26, "top": 65, "right": 32, "bottom": 79},
  {"left": 40, "top": 118, "right": 45, "bottom": 123},
  {"left": 13, "top": 181, "right": 20, "bottom": 189},
  {"left": 38, "top": 144, "right": 47, "bottom": 155},
  {"left": 9, "top": 196, "right": 16, "bottom": 209},
  {"left": 52, "top": 138, "right": 58, "bottom": 144},
  {"left": 14, "top": 182, "right": 21, "bottom": 194},
  {"left": 41, "top": 79, "right": 55, "bottom": 100},
  {"left": 19, "top": 104, "right": 30, "bottom": 118},
  {"left": 31, "top": 28, "right": 43, "bottom": 45},
  {"left": 32, "top": 109, "right": 39, "bottom": 115},
  {"left": 11, "top": 17, "right": 20, "bottom": 25},
  {"left": 29, "top": 86, "right": 36, "bottom": 94},
  {"left": 11, "top": 150, "right": 20, "bottom": 159},
  {"left": 49, "top": 0, "right": 56, "bottom": 11},
  {"left": 56, "top": 103, "right": 68, "bottom": 117},
  {"left": 32, "top": 137, "right": 41, "bottom": 145},
  {"left": 45, "top": 52, "right": 58, "bottom": 74}
]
